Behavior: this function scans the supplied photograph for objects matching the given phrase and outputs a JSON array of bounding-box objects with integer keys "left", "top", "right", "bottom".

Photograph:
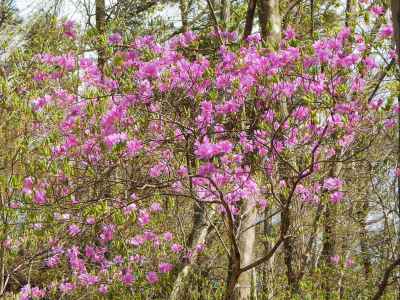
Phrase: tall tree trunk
[
  {"left": 96, "top": 0, "right": 106, "bottom": 73},
  {"left": 391, "top": 0, "right": 400, "bottom": 62},
  {"left": 345, "top": 0, "right": 355, "bottom": 28},
  {"left": 170, "top": 149, "right": 214, "bottom": 299},
  {"left": 391, "top": 2, "right": 400, "bottom": 298},
  {"left": 321, "top": 203, "right": 336, "bottom": 299},
  {"left": 243, "top": 0, "right": 257, "bottom": 39},
  {"left": 263, "top": 207, "right": 276, "bottom": 299},
  {"left": 220, "top": 0, "right": 230, "bottom": 29},
  {"left": 179, "top": 0, "right": 189, "bottom": 32},
  {"left": 358, "top": 196, "right": 371, "bottom": 279},
  {"left": 320, "top": 162, "right": 341, "bottom": 299},
  {"left": 233, "top": 196, "right": 258, "bottom": 300},
  {"left": 280, "top": 204, "right": 300, "bottom": 296},
  {"left": 256, "top": 0, "right": 283, "bottom": 288},
  {"left": 258, "top": 0, "right": 281, "bottom": 43},
  {"left": 169, "top": 206, "right": 214, "bottom": 300}
]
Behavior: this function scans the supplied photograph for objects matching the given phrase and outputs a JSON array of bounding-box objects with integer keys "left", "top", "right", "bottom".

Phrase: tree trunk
[
  {"left": 96, "top": 0, "right": 106, "bottom": 73},
  {"left": 234, "top": 196, "right": 257, "bottom": 300},
  {"left": 280, "top": 204, "right": 300, "bottom": 296},
  {"left": 345, "top": 0, "right": 355, "bottom": 28},
  {"left": 179, "top": 0, "right": 189, "bottom": 32},
  {"left": 220, "top": 0, "right": 230, "bottom": 29},
  {"left": 391, "top": 2, "right": 400, "bottom": 298},
  {"left": 320, "top": 162, "right": 341, "bottom": 299},
  {"left": 358, "top": 198, "right": 371, "bottom": 279},
  {"left": 169, "top": 204, "right": 214, "bottom": 300},
  {"left": 263, "top": 207, "right": 275, "bottom": 299},
  {"left": 258, "top": 0, "right": 281, "bottom": 43},
  {"left": 243, "top": 0, "right": 257, "bottom": 39},
  {"left": 391, "top": 0, "right": 400, "bottom": 62}
]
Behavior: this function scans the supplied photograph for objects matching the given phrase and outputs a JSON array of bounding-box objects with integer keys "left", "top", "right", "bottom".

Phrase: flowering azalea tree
[{"left": 0, "top": 2, "right": 399, "bottom": 299}]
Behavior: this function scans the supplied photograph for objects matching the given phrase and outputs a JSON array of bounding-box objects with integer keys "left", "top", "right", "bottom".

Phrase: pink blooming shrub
[{"left": 12, "top": 19, "right": 396, "bottom": 299}]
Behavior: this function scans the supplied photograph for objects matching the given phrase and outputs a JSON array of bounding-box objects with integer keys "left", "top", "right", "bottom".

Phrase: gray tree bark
[
  {"left": 233, "top": 195, "right": 258, "bottom": 300},
  {"left": 179, "top": 0, "right": 189, "bottom": 32},
  {"left": 169, "top": 205, "right": 214, "bottom": 300},
  {"left": 258, "top": 0, "right": 281, "bottom": 44},
  {"left": 220, "top": 0, "right": 230, "bottom": 29}
]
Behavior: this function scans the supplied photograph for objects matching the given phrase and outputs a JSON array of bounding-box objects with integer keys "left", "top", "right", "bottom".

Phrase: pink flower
[
  {"left": 126, "top": 139, "right": 143, "bottom": 156},
  {"left": 345, "top": 258, "right": 354, "bottom": 268},
  {"left": 150, "top": 202, "right": 162, "bottom": 212},
  {"left": 195, "top": 138, "right": 233, "bottom": 159},
  {"left": 33, "top": 190, "right": 47, "bottom": 205},
  {"left": 159, "top": 262, "right": 173, "bottom": 273},
  {"left": 33, "top": 223, "right": 43, "bottom": 230},
  {"left": 171, "top": 243, "right": 183, "bottom": 253},
  {"left": 113, "top": 255, "right": 124, "bottom": 265},
  {"left": 257, "top": 199, "right": 268, "bottom": 210},
  {"left": 123, "top": 203, "right": 137, "bottom": 215},
  {"left": 121, "top": 268, "right": 135, "bottom": 285},
  {"left": 104, "top": 132, "right": 128, "bottom": 149},
  {"left": 129, "top": 254, "right": 144, "bottom": 264},
  {"left": 78, "top": 273, "right": 99, "bottom": 286},
  {"left": 364, "top": 56, "right": 378, "bottom": 70},
  {"left": 163, "top": 232, "right": 173, "bottom": 241},
  {"left": 108, "top": 32, "right": 122, "bottom": 45},
  {"left": 129, "top": 235, "right": 145, "bottom": 247},
  {"left": 195, "top": 243, "right": 205, "bottom": 253},
  {"left": 100, "top": 224, "right": 115, "bottom": 244},
  {"left": 384, "top": 119, "right": 396, "bottom": 129},
  {"left": 22, "top": 177, "right": 34, "bottom": 195},
  {"left": 284, "top": 26, "right": 296, "bottom": 40},
  {"left": 86, "top": 217, "right": 96, "bottom": 225},
  {"left": 330, "top": 255, "right": 340, "bottom": 264},
  {"left": 323, "top": 177, "right": 343, "bottom": 191},
  {"left": 98, "top": 284, "right": 108, "bottom": 294},
  {"left": 59, "top": 282, "right": 75, "bottom": 294},
  {"left": 146, "top": 271, "right": 159, "bottom": 284},
  {"left": 46, "top": 255, "right": 60, "bottom": 268},
  {"left": 379, "top": 25, "right": 393, "bottom": 38},
  {"left": 138, "top": 210, "right": 150, "bottom": 227},
  {"left": 10, "top": 201, "right": 21, "bottom": 209},
  {"left": 31, "top": 286, "right": 46, "bottom": 298},
  {"left": 195, "top": 139, "right": 216, "bottom": 159},
  {"left": 141, "top": 63, "right": 159, "bottom": 78},
  {"left": 63, "top": 20, "right": 76, "bottom": 39},
  {"left": 68, "top": 224, "right": 80, "bottom": 236},
  {"left": 216, "top": 140, "right": 233, "bottom": 154},
  {"left": 293, "top": 106, "right": 310, "bottom": 121},
  {"left": 370, "top": 6, "right": 385, "bottom": 16},
  {"left": 149, "top": 163, "right": 167, "bottom": 178},
  {"left": 2, "top": 238, "right": 12, "bottom": 249},
  {"left": 330, "top": 191, "right": 344, "bottom": 204},
  {"left": 246, "top": 33, "right": 261, "bottom": 43}
]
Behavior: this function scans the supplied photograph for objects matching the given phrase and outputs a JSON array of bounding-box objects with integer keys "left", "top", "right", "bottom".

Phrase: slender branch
[
  {"left": 367, "top": 59, "right": 395, "bottom": 103},
  {"left": 206, "top": 0, "right": 224, "bottom": 45},
  {"left": 239, "top": 235, "right": 286, "bottom": 273},
  {"left": 372, "top": 258, "right": 400, "bottom": 300}
]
